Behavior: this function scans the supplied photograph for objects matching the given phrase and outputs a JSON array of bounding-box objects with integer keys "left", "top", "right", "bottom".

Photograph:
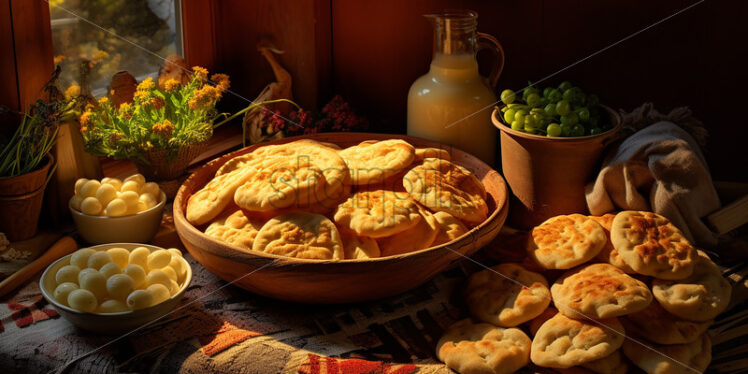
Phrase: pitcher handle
[{"left": 477, "top": 32, "right": 505, "bottom": 89}]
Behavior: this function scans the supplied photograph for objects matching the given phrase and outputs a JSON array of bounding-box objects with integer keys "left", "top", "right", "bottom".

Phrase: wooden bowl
[{"left": 173, "top": 133, "right": 508, "bottom": 303}]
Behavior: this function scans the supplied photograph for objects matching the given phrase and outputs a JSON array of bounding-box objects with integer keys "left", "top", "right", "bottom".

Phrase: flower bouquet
[{"left": 79, "top": 67, "right": 230, "bottom": 183}]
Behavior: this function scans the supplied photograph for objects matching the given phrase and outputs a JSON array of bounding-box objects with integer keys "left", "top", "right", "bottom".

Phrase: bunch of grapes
[{"left": 498, "top": 81, "right": 611, "bottom": 137}]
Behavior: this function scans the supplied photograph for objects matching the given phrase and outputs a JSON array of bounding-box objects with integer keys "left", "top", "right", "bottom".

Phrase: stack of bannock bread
[
  {"left": 437, "top": 211, "right": 732, "bottom": 374},
  {"left": 185, "top": 139, "right": 489, "bottom": 260}
]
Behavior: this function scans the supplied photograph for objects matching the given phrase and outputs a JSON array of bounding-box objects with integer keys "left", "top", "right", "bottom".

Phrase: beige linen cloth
[{"left": 586, "top": 103, "right": 721, "bottom": 247}]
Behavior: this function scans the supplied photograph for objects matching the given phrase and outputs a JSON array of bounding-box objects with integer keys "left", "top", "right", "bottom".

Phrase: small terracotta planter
[
  {"left": 0, "top": 154, "right": 54, "bottom": 241},
  {"left": 492, "top": 107, "right": 621, "bottom": 229}
]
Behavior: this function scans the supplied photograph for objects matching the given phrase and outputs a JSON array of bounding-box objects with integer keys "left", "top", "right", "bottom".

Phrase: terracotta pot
[
  {"left": 173, "top": 132, "right": 509, "bottom": 303},
  {"left": 492, "top": 107, "right": 621, "bottom": 229},
  {"left": 0, "top": 154, "right": 54, "bottom": 241}
]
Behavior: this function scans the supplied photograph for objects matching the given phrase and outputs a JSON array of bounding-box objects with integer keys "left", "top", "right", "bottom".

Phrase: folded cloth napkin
[{"left": 586, "top": 104, "right": 721, "bottom": 247}]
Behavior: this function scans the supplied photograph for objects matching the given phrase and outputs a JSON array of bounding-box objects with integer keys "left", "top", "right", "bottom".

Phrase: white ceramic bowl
[
  {"left": 69, "top": 191, "right": 167, "bottom": 244},
  {"left": 39, "top": 243, "right": 192, "bottom": 335}
]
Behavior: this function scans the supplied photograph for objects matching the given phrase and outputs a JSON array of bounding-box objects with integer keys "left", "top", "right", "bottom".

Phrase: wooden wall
[{"left": 329, "top": 0, "right": 747, "bottom": 182}]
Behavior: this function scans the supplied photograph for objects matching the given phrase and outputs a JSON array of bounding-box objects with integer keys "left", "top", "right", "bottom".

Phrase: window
[{"left": 49, "top": 0, "right": 182, "bottom": 96}]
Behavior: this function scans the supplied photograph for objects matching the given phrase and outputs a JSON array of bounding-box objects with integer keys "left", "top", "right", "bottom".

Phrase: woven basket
[{"left": 133, "top": 141, "right": 208, "bottom": 181}]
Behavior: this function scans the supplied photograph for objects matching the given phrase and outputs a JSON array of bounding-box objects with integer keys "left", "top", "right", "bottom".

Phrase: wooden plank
[
  {"left": 0, "top": 0, "right": 19, "bottom": 115},
  {"left": 707, "top": 194, "right": 748, "bottom": 235},
  {"left": 9, "top": 0, "right": 54, "bottom": 111},
  {"left": 181, "top": 0, "right": 216, "bottom": 70}
]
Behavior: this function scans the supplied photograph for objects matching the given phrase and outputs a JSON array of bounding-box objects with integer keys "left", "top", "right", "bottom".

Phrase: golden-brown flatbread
[
  {"left": 527, "top": 214, "right": 607, "bottom": 269},
  {"left": 252, "top": 212, "right": 343, "bottom": 260},
  {"left": 333, "top": 189, "right": 421, "bottom": 238}
]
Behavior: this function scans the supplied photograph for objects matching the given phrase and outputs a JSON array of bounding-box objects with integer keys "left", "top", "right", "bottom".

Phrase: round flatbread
[
  {"left": 414, "top": 147, "right": 451, "bottom": 161},
  {"left": 186, "top": 167, "right": 255, "bottom": 225},
  {"left": 338, "top": 139, "right": 415, "bottom": 185},
  {"left": 333, "top": 189, "right": 421, "bottom": 238},
  {"left": 404, "top": 158, "right": 488, "bottom": 224},
  {"left": 431, "top": 211, "right": 470, "bottom": 246},
  {"left": 204, "top": 210, "right": 265, "bottom": 250},
  {"left": 623, "top": 333, "right": 711, "bottom": 374},
  {"left": 252, "top": 212, "right": 343, "bottom": 260},
  {"left": 377, "top": 209, "right": 439, "bottom": 256},
  {"left": 339, "top": 229, "right": 380, "bottom": 259},
  {"left": 437, "top": 319, "right": 531, "bottom": 374},
  {"left": 620, "top": 300, "right": 711, "bottom": 345},
  {"left": 651, "top": 253, "right": 731, "bottom": 321},
  {"left": 591, "top": 214, "right": 634, "bottom": 273},
  {"left": 527, "top": 214, "right": 607, "bottom": 269},
  {"left": 465, "top": 263, "right": 551, "bottom": 327},
  {"left": 580, "top": 350, "right": 628, "bottom": 374},
  {"left": 234, "top": 157, "right": 325, "bottom": 211},
  {"left": 610, "top": 211, "right": 696, "bottom": 280},
  {"left": 551, "top": 263, "right": 652, "bottom": 319},
  {"left": 531, "top": 313, "right": 625, "bottom": 369}
]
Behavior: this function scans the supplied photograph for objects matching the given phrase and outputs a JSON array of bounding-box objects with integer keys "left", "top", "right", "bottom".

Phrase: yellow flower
[
  {"left": 134, "top": 89, "right": 150, "bottom": 101},
  {"left": 79, "top": 110, "right": 92, "bottom": 126},
  {"left": 163, "top": 78, "right": 181, "bottom": 91},
  {"left": 98, "top": 96, "right": 109, "bottom": 104},
  {"left": 192, "top": 66, "right": 208, "bottom": 81},
  {"left": 118, "top": 102, "right": 133, "bottom": 119},
  {"left": 92, "top": 50, "right": 110, "bottom": 62},
  {"left": 210, "top": 73, "right": 230, "bottom": 93},
  {"left": 53, "top": 55, "right": 66, "bottom": 65},
  {"left": 64, "top": 84, "right": 81, "bottom": 99},
  {"left": 136, "top": 77, "right": 155, "bottom": 91},
  {"left": 188, "top": 85, "right": 219, "bottom": 110},
  {"left": 152, "top": 119, "right": 174, "bottom": 138},
  {"left": 141, "top": 97, "right": 165, "bottom": 110}
]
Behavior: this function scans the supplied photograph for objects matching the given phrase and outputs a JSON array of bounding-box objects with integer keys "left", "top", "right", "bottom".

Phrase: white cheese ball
[
  {"left": 118, "top": 191, "right": 140, "bottom": 214},
  {"left": 169, "top": 257, "right": 187, "bottom": 282},
  {"left": 142, "top": 182, "right": 160, "bottom": 199},
  {"left": 106, "top": 273, "right": 135, "bottom": 301},
  {"left": 167, "top": 248, "right": 182, "bottom": 257},
  {"left": 124, "top": 264, "right": 147, "bottom": 289},
  {"left": 53, "top": 282, "right": 79, "bottom": 306},
  {"left": 80, "top": 197, "right": 103, "bottom": 215},
  {"left": 138, "top": 193, "right": 157, "bottom": 211},
  {"left": 124, "top": 173, "right": 146, "bottom": 186},
  {"left": 79, "top": 180, "right": 101, "bottom": 198},
  {"left": 146, "top": 249, "right": 171, "bottom": 269},
  {"left": 128, "top": 247, "right": 150, "bottom": 269},
  {"left": 97, "top": 299, "right": 129, "bottom": 313},
  {"left": 77, "top": 269, "right": 107, "bottom": 300},
  {"left": 67, "top": 289, "right": 97, "bottom": 312},
  {"left": 87, "top": 251, "right": 113, "bottom": 270},
  {"left": 74, "top": 178, "right": 89, "bottom": 195},
  {"left": 70, "top": 195, "right": 83, "bottom": 211},
  {"left": 101, "top": 177, "right": 123, "bottom": 191},
  {"left": 120, "top": 180, "right": 141, "bottom": 194},
  {"left": 99, "top": 262, "right": 122, "bottom": 278},
  {"left": 160, "top": 266, "right": 177, "bottom": 282},
  {"left": 126, "top": 289, "right": 152, "bottom": 310},
  {"left": 107, "top": 247, "right": 130, "bottom": 268},
  {"left": 55, "top": 265, "right": 81, "bottom": 284},
  {"left": 95, "top": 183, "right": 118, "bottom": 207},
  {"left": 70, "top": 248, "right": 96, "bottom": 269},
  {"left": 146, "top": 269, "right": 171, "bottom": 288},
  {"left": 168, "top": 280, "right": 180, "bottom": 295},
  {"left": 147, "top": 284, "right": 171, "bottom": 305},
  {"left": 104, "top": 198, "right": 128, "bottom": 217}
]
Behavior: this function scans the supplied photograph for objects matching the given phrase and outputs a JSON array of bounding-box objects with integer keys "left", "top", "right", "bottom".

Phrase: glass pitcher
[{"left": 407, "top": 10, "right": 504, "bottom": 165}]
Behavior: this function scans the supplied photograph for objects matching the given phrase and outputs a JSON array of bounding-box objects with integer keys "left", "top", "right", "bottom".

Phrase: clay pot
[
  {"left": 0, "top": 154, "right": 54, "bottom": 241},
  {"left": 492, "top": 107, "right": 621, "bottom": 229}
]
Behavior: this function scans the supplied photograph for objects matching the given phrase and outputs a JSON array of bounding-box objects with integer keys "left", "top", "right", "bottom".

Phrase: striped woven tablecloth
[{"left": 0, "top": 236, "right": 746, "bottom": 374}]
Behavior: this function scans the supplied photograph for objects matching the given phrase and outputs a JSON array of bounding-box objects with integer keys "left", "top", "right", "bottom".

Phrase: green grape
[
  {"left": 575, "top": 107, "right": 590, "bottom": 122},
  {"left": 503, "top": 108, "right": 517, "bottom": 123},
  {"left": 547, "top": 89, "right": 562, "bottom": 103},
  {"left": 543, "top": 87, "right": 553, "bottom": 97},
  {"left": 562, "top": 88, "right": 575, "bottom": 102},
  {"left": 514, "top": 110, "right": 528, "bottom": 123},
  {"left": 561, "top": 112, "right": 579, "bottom": 126},
  {"left": 556, "top": 100, "right": 571, "bottom": 116},
  {"left": 523, "top": 87, "right": 540, "bottom": 100},
  {"left": 531, "top": 113, "right": 545, "bottom": 125},
  {"left": 571, "top": 87, "right": 585, "bottom": 105},
  {"left": 571, "top": 124, "right": 585, "bottom": 136},
  {"left": 500, "top": 89, "right": 516, "bottom": 104},
  {"left": 530, "top": 107, "right": 545, "bottom": 114},
  {"left": 539, "top": 97, "right": 549, "bottom": 107},
  {"left": 526, "top": 93, "right": 541, "bottom": 108},
  {"left": 524, "top": 115, "right": 538, "bottom": 130},
  {"left": 561, "top": 124, "right": 573, "bottom": 136},
  {"left": 589, "top": 127, "right": 603, "bottom": 135},
  {"left": 511, "top": 120, "right": 524, "bottom": 131},
  {"left": 546, "top": 123, "right": 562, "bottom": 137},
  {"left": 558, "top": 81, "right": 573, "bottom": 92},
  {"left": 544, "top": 103, "right": 556, "bottom": 116}
]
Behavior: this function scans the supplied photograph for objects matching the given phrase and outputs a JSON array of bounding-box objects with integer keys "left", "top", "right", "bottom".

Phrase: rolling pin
[{"left": 0, "top": 236, "right": 78, "bottom": 298}]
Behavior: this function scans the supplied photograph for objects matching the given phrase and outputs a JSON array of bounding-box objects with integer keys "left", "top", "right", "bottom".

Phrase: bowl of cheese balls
[
  {"left": 69, "top": 173, "right": 167, "bottom": 244},
  {"left": 40, "top": 243, "right": 191, "bottom": 334}
]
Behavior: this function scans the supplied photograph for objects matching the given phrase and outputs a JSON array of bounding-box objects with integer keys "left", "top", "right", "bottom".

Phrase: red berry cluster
[{"left": 261, "top": 95, "right": 369, "bottom": 136}]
